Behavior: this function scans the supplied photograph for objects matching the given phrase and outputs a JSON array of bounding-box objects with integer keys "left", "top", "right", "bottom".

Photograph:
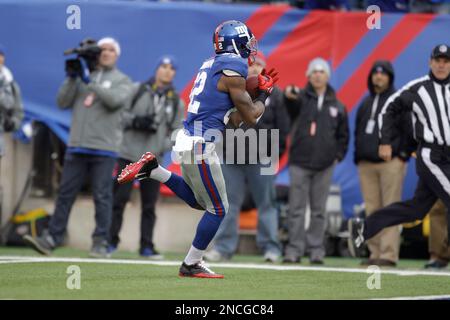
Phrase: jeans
[
  {"left": 110, "top": 158, "right": 160, "bottom": 251},
  {"left": 48, "top": 152, "right": 116, "bottom": 246},
  {"left": 212, "top": 163, "right": 281, "bottom": 257}
]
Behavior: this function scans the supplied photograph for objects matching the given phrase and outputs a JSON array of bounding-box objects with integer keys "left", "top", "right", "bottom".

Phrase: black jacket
[
  {"left": 223, "top": 86, "right": 290, "bottom": 164},
  {"left": 354, "top": 60, "right": 416, "bottom": 164},
  {"left": 285, "top": 83, "right": 349, "bottom": 171}
]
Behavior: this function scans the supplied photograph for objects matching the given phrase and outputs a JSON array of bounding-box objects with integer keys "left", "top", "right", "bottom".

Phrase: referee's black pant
[{"left": 364, "top": 144, "right": 450, "bottom": 245}]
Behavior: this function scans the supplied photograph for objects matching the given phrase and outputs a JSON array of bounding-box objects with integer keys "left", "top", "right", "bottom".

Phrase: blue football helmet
[{"left": 213, "top": 20, "right": 257, "bottom": 59}]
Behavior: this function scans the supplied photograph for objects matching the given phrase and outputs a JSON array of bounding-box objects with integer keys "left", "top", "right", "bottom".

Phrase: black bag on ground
[{"left": 1, "top": 208, "right": 50, "bottom": 246}]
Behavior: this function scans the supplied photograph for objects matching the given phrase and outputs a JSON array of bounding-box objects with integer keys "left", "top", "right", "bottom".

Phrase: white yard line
[
  {"left": 1, "top": 255, "right": 450, "bottom": 277},
  {"left": 372, "top": 294, "right": 450, "bottom": 300}
]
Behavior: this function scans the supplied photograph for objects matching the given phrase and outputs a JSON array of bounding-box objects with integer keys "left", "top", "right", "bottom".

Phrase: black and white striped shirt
[{"left": 379, "top": 73, "right": 450, "bottom": 147}]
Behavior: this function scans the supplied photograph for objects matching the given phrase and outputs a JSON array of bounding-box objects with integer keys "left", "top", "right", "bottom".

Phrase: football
[{"left": 246, "top": 75, "right": 259, "bottom": 100}]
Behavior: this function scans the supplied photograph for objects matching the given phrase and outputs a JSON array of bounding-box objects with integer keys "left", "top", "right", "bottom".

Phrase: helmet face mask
[
  {"left": 213, "top": 20, "right": 258, "bottom": 59},
  {"left": 242, "top": 35, "right": 258, "bottom": 59}
]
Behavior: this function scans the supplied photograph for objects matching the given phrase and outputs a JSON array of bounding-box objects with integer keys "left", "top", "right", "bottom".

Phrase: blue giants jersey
[{"left": 184, "top": 53, "right": 248, "bottom": 138}]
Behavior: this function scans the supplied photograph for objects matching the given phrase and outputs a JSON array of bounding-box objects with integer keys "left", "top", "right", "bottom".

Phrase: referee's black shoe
[{"left": 347, "top": 218, "right": 366, "bottom": 258}]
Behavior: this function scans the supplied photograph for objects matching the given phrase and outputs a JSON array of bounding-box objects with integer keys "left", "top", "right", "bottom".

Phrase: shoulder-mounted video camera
[{"left": 64, "top": 38, "right": 102, "bottom": 78}]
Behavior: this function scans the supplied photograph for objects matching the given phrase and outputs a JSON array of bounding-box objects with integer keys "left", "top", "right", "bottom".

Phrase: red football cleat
[
  {"left": 117, "top": 152, "right": 158, "bottom": 184},
  {"left": 179, "top": 262, "right": 224, "bottom": 279}
]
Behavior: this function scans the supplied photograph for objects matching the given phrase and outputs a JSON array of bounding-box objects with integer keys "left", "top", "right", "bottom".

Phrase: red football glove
[
  {"left": 258, "top": 68, "right": 279, "bottom": 94},
  {"left": 255, "top": 68, "right": 279, "bottom": 104}
]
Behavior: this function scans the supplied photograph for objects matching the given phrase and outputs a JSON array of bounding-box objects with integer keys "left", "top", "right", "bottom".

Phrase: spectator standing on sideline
[
  {"left": 354, "top": 60, "right": 415, "bottom": 267},
  {"left": 0, "top": 44, "right": 24, "bottom": 159},
  {"left": 283, "top": 58, "right": 349, "bottom": 264},
  {"left": 0, "top": 44, "right": 24, "bottom": 223},
  {"left": 24, "top": 37, "right": 133, "bottom": 258}
]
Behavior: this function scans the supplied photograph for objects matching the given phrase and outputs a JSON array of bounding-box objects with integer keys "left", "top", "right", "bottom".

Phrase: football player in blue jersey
[{"left": 118, "top": 20, "right": 278, "bottom": 278}]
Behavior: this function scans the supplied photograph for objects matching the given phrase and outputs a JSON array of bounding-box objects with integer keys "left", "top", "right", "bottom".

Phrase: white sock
[
  {"left": 150, "top": 165, "right": 171, "bottom": 183},
  {"left": 184, "top": 245, "right": 204, "bottom": 265}
]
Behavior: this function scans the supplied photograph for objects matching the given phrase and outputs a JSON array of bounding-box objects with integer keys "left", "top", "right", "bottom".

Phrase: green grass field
[{"left": 1, "top": 247, "right": 450, "bottom": 300}]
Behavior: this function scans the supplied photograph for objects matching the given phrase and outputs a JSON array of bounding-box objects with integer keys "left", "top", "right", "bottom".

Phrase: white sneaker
[{"left": 264, "top": 251, "right": 280, "bottom": 263}]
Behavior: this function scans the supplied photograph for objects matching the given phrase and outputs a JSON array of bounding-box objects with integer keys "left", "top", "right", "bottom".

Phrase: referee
[{"left": 348, "top": 44, "right": 450, "bottom": 256}]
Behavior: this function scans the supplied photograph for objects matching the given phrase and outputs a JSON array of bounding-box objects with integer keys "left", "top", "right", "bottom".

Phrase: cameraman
[
  {"left": 0, "top": 45, "right": 24, "bottom": 157},
  {"left": 24, "top": 37, "right": 133, "bottom": 258},
  {"left": 0, "top": 45, "right": 24, "bottom": 224},
  {"left": 109, "top": 56, "right": 184, "bottom": 258}
]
